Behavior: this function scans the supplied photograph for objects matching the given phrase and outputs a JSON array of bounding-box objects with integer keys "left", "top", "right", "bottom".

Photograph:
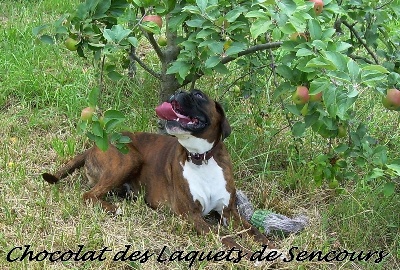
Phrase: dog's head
[{"left": 156, "top": 89, "right": 231, "bottom": 153}]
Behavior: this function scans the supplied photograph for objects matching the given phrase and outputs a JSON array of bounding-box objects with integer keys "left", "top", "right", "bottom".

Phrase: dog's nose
[{"left": 169, "top": 89, "right": 186, "bottom": 102}]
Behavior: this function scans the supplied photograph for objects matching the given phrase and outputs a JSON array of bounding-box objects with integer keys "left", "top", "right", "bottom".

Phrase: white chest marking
[{"left": 182, "top": 158, "right": 230, "bottom": 216}]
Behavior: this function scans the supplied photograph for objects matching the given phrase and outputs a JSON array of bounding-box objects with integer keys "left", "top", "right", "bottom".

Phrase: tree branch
[
  {"left": 342, "top": 20, "right": 379, "bottom": 64},
  {"left": 131, "top": 53, "right": 161, "bottom": 80},
  {"left": 138, "top": 7, "right": 164, "bottom": 62},
  {"left": 349, "top": 54, "right": 374, "bottom": 64},
  {"left": 143, "top": 32, "right": 165, "bottom": 61},
  {"left": 128, "top": 45, "right": 137, "bottom": 78},
  {"left": 220, "top": 42, "right": 283, "bottom": 65},
  {"left": 180, "top": 42, "right": 284, "bottom": 88}
]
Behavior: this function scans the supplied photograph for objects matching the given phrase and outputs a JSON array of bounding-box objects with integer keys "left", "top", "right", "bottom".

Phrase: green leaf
[
  {"left": 334, "top": 42, "right": 352, "bottom": 52},
  {"left": 168, "top": 13, "right": 188, "bottom": 32},
  {"left": 327, "top": 71, "right": 351, "bottom": 83},
  {"left": 369, "top": 168, "right": 385, "bottom": 179},
  {"left": 304, "top": 112, "right": 319, "bottom": 127},
  {"left": 33, "top": 24, "right": 49, "bottom": 36},
  {"left": 312, "top": 40, "right": 327, "bottom": 50},
  {"left": 273, "top": 81, "right": 291, "bottom": 100},
  {"left": 387, "top": 164, "right": 400, "bottom": 176},
  {"left": 88, "top": 87, "right": 100, "bottom": 107},
  {"left": 296, "top": 48, "right": 314, "bottom": 57},
  {"left": 308, "top": 19, "right": 322, "bottom": 40},
  {"left": 225, "top": 42, "right": 246, "bottom": 56},
  {"left": 292, "top": 121, "right": 306, "bottom": 137},
  {"left": 245, "top": 10, "right": 268, "bottom": 18},
  {"left": 277, "top": 0, "right": 297, "bottom": 15},
  {"left": 103, "top": 24, "right": 132, "bottom": 43},
  {"left": 92, "top": 121, "right": 104, "bottom": 137},
  {"left": 324, "top": 51, "right": 347, "bottom": 71},
  {"left": 272, "top": 27, "right": 282, "bottom": 40},
  {"left": 347, "top": 59, "right": 360, "bottom": 81},
  {"left": 140, "top": 21, "right": 161, "bottom": 35},
  {"left": 104, "top": 110, "right": 125, "bottom": 121},
  {"left": 107, "top": 71, "right": 123, "bottom": 81},
  {"left": 361, "top": 70, "right": 388, "bottom": 85},
  {"left": 205, "top": 56, "right": 220, "bottom": 68},
  {"left": 95, "top": 133, "right": 109, "bottom": 151},
  {"left": 250, "top": 18, "right": 271, "bottom": 39},
  {"left": 196, "top": 0, "right": 208, "bottom": 12},
  {"left": 186, "top": 18, "right": 206, "bottom": 28},
  {"left": 383, "top": 182, "right": 395, "bottom": 197},
  {"left": 275, "top": 65, "right": 294, "bottom": 81},
  {"left": 285, "top": 104, "right": 301, "bottom": 116},
  {"left": 213, "top": 62, "right": 229, "bottom": 74},
  {"left": 203, "top": 41, "right": 223, "bottom": 54},
  {"left": 118, "top": 135, "right": 132, "bottom": 144},
  {"left": 39, "top": 35, "right": 55, "bottom": 45},
  {"left": 94, "top": 0, "right": 111, "bottom": 19},
  {"left": 226, "top": 6, "right": 247, "bottom": 22},
  {"left": 167, "top": 60, "right": 191, "bottom": 81},
  {"left": 128, "top": 37, "right": 138, "bottom": 47},
  {"left": 116, "top": 144, "right": 129, "bottom": 154},
  {"left": 306, "top": 57, "right": 335, "bottom": 70},
  {"left": 363, "top": 65, "right": 389, "bottom": 73},
  {"left": 105, "top": 119, "right": 121, "bottom": 132},
  {"left": 321, "top": 28, "right": 336, "bottom": 39},
  {"left": 334, "top": 144, "right": 349, "bottom": 153},
  {"left": 196, "top": 28, "right": 215, "bottom": 39}
]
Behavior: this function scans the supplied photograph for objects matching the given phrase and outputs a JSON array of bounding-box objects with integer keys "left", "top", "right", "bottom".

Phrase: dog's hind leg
[{"left": 82, "top": 146, "right": 143, "bottom": 214}]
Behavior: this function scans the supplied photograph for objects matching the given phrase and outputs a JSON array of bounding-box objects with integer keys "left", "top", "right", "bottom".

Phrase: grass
[{"left": 1, "top": 0, "right": 399, "bottom": 269}]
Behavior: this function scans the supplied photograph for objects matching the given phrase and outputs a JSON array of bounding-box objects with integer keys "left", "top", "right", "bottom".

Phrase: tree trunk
[
  {"left": 158, "top": 17, "right": 181, "bottom": 133},
  {"left": 159, "top": 17, "right": 181, "bottom": 103}
]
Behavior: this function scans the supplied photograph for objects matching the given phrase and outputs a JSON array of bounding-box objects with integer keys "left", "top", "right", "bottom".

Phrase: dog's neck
[
  {"left": 186, "top": 146, "right": 217, "bottom": 165},
  {"left": 175, "top": 135, "right": 217, "bottom": 165}
]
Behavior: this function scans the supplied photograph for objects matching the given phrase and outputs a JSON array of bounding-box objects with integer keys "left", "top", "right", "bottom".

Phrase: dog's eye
[{"left": 194, "top": 92, "right": 204, "bottom": 99}]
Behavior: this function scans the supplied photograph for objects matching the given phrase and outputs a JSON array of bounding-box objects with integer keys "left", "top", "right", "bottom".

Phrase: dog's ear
[{"left": 215, "top": 101, "right": 231, "bottom": 140}]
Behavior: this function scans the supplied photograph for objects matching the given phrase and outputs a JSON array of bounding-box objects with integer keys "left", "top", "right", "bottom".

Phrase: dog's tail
[{"left": 42, "top": 150, "right": 88, "bottom": 184}]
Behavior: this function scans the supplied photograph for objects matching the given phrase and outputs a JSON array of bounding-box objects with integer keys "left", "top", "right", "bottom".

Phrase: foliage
[{"left": 34, "top": 0, "right": 400, "bottom": 192}]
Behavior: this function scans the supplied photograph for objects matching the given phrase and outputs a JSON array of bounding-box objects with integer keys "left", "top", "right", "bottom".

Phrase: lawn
[{"left": 0, "top": 0, "right": 399, "bottom": 269}]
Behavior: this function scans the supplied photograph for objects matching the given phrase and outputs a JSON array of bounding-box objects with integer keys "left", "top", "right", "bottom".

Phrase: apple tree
[{"left": 34, "top": 0, "right": 400, "bottom": 193}]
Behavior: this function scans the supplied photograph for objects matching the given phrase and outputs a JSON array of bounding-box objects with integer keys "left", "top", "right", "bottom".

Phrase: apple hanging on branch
[
  {"left": 142, "top": 15, "right": 163, "bottom": 28},
  {"left": 382, "top": 88, "right": 400, "bottom": 111},
  {"left": 64, "top": 37, "right": 79, "bottom": 51},
  {"left": 292, "top": 85, "right": 310, "bottom": 105},
  {"left": 81, "top": 107, "right": 95, "bottom": 122},
  {"left": 309, "top": 0, "right": 324, "bottom": 16}
]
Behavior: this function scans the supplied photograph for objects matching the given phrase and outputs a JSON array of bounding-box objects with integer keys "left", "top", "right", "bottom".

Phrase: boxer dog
[{"left": 42, "top": 89, "right": 274, "bottom": 254}]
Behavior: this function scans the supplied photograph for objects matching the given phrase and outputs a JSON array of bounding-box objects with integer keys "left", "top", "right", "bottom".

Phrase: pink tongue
[{"left": 155, "top": 102, "right": 191, "bottom": 122}]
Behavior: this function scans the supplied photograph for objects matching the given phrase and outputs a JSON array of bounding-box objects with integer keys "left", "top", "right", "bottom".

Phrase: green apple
[
  {"left": 337, "top": 124, "right": 347, "bottom": 138},
  {"left": 157, "top": 36, "right": 167, "bottom": 46},
  {"left": 292, "top": 86, "right": 310, "bottom": 105},
  {"left": 64, "top": 37, "right": 79, "bottom": 51},
  {"left": 328, "top": 178, "right": 339, "bottom": 189},
  {"left": 81, "top": 107, "right": 95, "bottom": 121},
  {"left": 382, "top": 88, "right": 400, "bottom": 110}
]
